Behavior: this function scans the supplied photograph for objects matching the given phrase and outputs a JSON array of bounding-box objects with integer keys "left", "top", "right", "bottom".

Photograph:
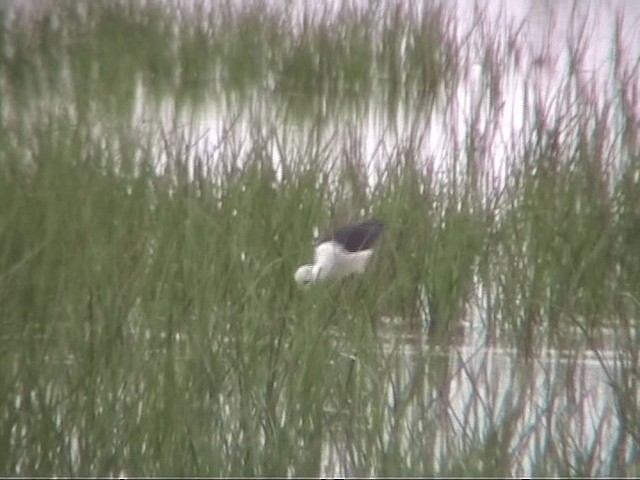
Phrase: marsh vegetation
[{"left": 1, "top": 0, "right": 639, "bottom": 475}]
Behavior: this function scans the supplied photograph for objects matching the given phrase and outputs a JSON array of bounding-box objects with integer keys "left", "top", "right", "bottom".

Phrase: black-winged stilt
[{"left": 294, "top": 220, "right": 384, "bottom": 286}]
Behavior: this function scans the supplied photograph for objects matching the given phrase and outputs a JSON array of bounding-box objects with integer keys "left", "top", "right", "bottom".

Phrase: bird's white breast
[{"left": 313, "top": 241, "right": 374, "bottom": 280}]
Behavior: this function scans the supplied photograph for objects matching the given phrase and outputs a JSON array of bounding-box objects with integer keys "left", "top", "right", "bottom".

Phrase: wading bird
[{"left": 294, "top": 220, "right": 384, "bottom": 286}]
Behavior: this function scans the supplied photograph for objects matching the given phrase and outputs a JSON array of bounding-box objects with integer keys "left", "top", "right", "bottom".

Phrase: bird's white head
[{"left": 294, "top": 264, "right": 318, "bottom": 287}]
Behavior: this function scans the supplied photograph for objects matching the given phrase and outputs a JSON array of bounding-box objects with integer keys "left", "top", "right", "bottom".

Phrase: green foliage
[{"left": 0, "top": 0, "right": 639, "bottom": 476}]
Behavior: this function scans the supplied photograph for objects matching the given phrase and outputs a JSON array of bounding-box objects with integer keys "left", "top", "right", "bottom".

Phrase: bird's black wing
[{"left": 331, "top": 220, "right": 384, "bottom": 252}]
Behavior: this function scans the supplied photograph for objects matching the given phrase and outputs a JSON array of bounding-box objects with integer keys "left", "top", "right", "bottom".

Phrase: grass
[{"left": 1, "top": 0, "right": 640, "bottom": 476}]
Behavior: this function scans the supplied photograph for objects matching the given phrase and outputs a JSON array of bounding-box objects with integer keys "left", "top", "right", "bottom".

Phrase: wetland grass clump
[
  {"left": 489, "top": 63, "right": 635, "bottom": 352},
  {"left": 0, "top": 113, "right": 488, "bottom": 475},
  {"left": 2, "top": 0, "right": 640, "bottom": 476}
]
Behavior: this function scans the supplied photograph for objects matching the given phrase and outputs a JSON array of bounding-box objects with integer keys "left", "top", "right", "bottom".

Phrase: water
[
  {"left": 145, "top": 0, "right": 640, "bottom": 203},
  {"left": 319, "top": 283, "right": 635, "bottom": 476}
]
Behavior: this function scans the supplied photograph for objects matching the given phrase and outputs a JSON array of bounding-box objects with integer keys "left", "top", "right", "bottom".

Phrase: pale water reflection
[
  {"left": 319, "top": 298, "right": 631, "bottom": 476},
  {"left": 161, "top": 0, "right": 640, "bottom": 198}
]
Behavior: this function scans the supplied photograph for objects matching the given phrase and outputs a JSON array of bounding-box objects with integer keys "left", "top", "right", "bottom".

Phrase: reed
[{"left": 1, "top": 0, "right": 639, "bottom": 476}]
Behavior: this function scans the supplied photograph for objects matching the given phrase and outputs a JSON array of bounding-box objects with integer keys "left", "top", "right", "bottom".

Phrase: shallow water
[{"left": 318, "top": 300, "right": 632, "bottom": 476}]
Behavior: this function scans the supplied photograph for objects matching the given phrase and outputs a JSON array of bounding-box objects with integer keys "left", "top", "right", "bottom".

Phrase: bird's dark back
[{"left": 329, "top": 220, "right": 384, "bottom": 252}]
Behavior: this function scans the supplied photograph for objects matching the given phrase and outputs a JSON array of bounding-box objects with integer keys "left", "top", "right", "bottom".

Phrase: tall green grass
[{"left": 1, "top": 0, "right": 640, "bottom": 476}]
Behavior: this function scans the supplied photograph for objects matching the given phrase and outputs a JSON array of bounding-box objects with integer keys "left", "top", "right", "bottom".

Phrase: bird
[{"left": 294, "top": 220, "right": 384, "bottom": 286}]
